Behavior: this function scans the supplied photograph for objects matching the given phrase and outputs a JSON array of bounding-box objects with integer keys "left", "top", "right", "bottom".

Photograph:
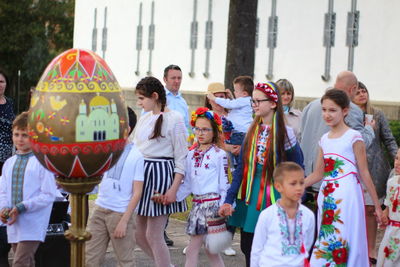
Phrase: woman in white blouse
[{"left": 133, "top": 77, "right": 188, "bottom": 267}]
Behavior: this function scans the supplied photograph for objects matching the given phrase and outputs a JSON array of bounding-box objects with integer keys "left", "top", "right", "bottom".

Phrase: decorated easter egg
[{"left": 28, "top": 49, "right": 128, "bottom": 178}]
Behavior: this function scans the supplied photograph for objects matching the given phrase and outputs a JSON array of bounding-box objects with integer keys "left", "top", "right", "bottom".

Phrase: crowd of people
[{"left": 0, "top": 65, "right": 399, "bottom": 267}]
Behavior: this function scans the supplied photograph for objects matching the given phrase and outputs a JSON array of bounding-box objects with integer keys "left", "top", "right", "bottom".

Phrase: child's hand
[
  {"left": 379, "top": 208, "right": 389, "bottom": 228},
  {"left": 8, "top": 207, "right": 19, "bottom": 225},
  {"left": 151, "top": 191, "right": 164, "bottom": 204},
  {"left": 231, "top": 145, "right": 241, "bottom": 156},
  {"left": 113, "top": 220, "right": 128, "bottom": 239},
  {"left": 207, "top": 93, "right": 216, "bottom": 101},
  {"left": 0, "top": 208, "right": 10, "bottom": 224},
  {"left": 374, "top": 205, "right": 383, "bottom": 226},
  {"left": 218, "top": 203, "right": 234, "bottom": 217},
  {"left": 163, "top": 189, "right": 177, "bottom": 205},
  {"left": 225, "top": 89, "right": 234, "bottom": 99}
]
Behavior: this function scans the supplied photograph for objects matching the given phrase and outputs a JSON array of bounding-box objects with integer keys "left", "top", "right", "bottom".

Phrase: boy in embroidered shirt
[
  {"left": 251, "top": 162, "right": 314, "bottom": 267},
  {"left": 85, "top": 108, "right": 144, "bottom": 267},
  {"left": 0, "top": 112, "right": 57, "bottom": 267}
]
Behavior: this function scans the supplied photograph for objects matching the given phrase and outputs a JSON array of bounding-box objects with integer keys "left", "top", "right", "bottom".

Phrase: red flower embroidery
[
  {"left": 322, "top": 209, "right": 335, "bottom": 225},
  {"left": 324, "top": 158, "right": 336, "bottom": 172},
  {"left": 384, "top": 246, "right": 393, "bottom": 258},
  {"left": 323, "top": 183, "right": 336, "bottom": 196},
  {"left": 332, "top": 248, "right": 347, "bottom": 265}
]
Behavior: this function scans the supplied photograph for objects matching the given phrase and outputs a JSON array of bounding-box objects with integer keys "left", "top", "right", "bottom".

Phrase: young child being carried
[
  {"left": 377, "top": 148, "right": 400, "bottom": 266},
  {"left": 85, "top": 107, "right": 144, "bottom": 267},
  {"left": 0, "top": 112, "right": 58, "bottom": 266},
  {"left": 251, "top": 162, "right": 315, "bottom": 267},
  {"left": 176, "top": 107, "right": 230, "bottom": 267},
  {"left": 207, "top": 76, "right": 253, "bottom": 147}
]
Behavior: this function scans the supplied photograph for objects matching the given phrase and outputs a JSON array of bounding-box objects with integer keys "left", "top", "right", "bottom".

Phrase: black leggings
[
  {"left": 0, "top": 226, "right": 10, "bottom": 267},
  {"left": 240, "top": 230, "right": 254, "bottom": 267}
]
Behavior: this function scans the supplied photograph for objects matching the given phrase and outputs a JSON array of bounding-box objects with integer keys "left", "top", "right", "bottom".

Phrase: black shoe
[
  {"left": 369, "top": 257, "right": 377, "bottom": 265},
  {"left": 164, "top": 232, "right": 174, "bottom": 246}
]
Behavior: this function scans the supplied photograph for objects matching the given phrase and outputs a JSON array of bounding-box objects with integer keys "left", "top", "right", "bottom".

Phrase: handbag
[{"left": 204, "top": 216, "right": 233, "bottom": 254}]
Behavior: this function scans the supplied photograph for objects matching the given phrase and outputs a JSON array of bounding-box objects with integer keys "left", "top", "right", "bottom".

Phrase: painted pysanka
[{"left": 28, "top": 49, "right": 128, "bottom": 178}]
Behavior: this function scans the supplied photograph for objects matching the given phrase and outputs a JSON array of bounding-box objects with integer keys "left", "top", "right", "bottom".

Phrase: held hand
[
  {"left": 113, "top": 220, "right": 128, "bottom": 239},
  {"left": 0, "top": 208, "right": 10, "bottom": 224},
  {"left": 380, "top": 214, "right": 389, "bottom": 228},
  {"left": 8, "top": 207, "right": 19, "bottom": 225},
  {"left": 163, "top": 189, "right": 177, "bottom": 205},
  {"left": 218, "top": 203, "right": 234, "bottom": 217},
  {"left": 151, "top": 191, "right": 164, "bottom": 204},
  {"left": 374, "top": 206, "right": 383, "bottom": 226},
  {"left": 231, "top": 145, "right": 241, "bottom": 156}
]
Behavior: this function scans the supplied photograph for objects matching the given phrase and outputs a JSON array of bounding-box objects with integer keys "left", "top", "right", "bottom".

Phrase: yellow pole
[{"left": 56, "top": 176, "right": 101, "bottom": 267}]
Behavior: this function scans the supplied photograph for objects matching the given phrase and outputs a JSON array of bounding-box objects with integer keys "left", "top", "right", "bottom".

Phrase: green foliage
[
  {"left": 389, "top": 120, "right": 400, "bottom": 146},
  {"left": 0, "top": 0, "right": 74, "bottom": 112}
]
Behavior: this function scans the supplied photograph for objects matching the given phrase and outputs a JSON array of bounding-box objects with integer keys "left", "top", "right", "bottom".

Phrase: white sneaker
[
  {"left": 182, "top": 246, "right": 188, "bottom": 255},
  {"left": 223, "top": 247, "right": 236, "bottom": 256}
]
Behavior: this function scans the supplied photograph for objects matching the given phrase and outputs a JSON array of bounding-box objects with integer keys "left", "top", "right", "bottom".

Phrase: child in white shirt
[
  {"left": 176, "top": 107, "right": 230, "bottom": 267},
  {"left": 0, "top": 112, "right": 57, "bottom": 266},
  {"left": 251, "top": 162, "right": 314, "bottom": 267},
  {"left": 85, "top": 108, "right": 144, "bottom": 267}
]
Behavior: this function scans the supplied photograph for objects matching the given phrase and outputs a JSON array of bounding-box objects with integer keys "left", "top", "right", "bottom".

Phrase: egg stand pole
[{"left": 56, "top": 176, "right": 102, "bottom": 267}]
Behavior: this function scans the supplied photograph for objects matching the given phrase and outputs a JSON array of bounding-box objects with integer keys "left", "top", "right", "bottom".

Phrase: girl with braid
[
  {"left": 133, "top": 77, "right": 188, "bottom": 267},
  {"left": 218, "top": 82, "right": 304, "bottom": 267}
]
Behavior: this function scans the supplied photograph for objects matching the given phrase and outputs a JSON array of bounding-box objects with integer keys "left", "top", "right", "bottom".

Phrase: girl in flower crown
[
  {"left": 218, "top": 82, "right": 304, "bottom": 267},
  {"left": 176, "top": 107, "right": 230, "bottom": 267}
]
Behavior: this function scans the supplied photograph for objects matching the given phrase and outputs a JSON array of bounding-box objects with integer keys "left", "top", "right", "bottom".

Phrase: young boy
[
  {"left": 85, "top": 107, "right": 144, "bottom": 267},
  {"left": 0, "top": 111, "right": 57, "bottom": 266},
  {"left": 207, "top": 76, "right": 253, "bottom": 143},
  {"left": 251, "top": 162, "right": 315, "bottom": 267},
  {"left": 207, "top": 76, "right": 253, "bottom": 167}
]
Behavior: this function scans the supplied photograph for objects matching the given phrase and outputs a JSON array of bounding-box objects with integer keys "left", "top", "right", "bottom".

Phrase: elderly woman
[
  {"left": 352, "top": 81, "right": 398, "bottom": 264},
  {"left": 275, "top": 79, "right": 302, "bottom": 141},
  {"left": 0, "top": 70, "right": 15, "bottom": 174}
]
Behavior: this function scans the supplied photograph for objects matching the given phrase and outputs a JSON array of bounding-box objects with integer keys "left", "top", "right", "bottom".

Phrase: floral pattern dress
[
  {"left": 377, "top": 175, "right": 400, "bottom": 267},
  {"left": 310, "top": 129, "right": 369, "bottom": 267}
]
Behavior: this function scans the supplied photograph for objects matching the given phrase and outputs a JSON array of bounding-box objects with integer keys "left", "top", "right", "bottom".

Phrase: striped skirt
[{"left": 137, "top": 158, "right": 187, "bottom": 216}]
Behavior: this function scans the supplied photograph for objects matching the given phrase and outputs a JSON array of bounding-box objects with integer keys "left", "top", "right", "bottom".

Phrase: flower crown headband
[
  {"left": 190, "top": 107, "right": 223, "bottom": 132},
  {"left": 255, "top": 82, "right": 278, "bottom": 103}
]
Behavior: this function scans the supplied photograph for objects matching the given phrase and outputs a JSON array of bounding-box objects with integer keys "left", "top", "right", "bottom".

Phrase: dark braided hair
[{"left": 135, "top": 76, "right": 166, "bottom": 139}]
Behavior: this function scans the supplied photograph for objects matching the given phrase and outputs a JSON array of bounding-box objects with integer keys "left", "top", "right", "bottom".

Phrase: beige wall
[{"left": 123, "top": 89, "right": 400, "bottom": 121}]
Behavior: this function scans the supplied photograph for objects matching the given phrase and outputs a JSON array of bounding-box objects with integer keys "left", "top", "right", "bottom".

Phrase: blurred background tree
[{"left": 0, "top": 0, "right": 74, "bottom": 112}]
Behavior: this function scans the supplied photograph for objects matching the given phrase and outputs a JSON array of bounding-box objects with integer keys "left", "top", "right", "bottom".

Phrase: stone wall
[{"left": 123, "top": 89, "right": 400, "bottom": 121}]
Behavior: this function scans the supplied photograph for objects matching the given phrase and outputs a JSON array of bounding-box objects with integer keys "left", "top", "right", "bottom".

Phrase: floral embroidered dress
[
  {"left": 377, "top": 175, "right": 400, "bottom": 266},
  {"left": 310, "top": 129, "right": 369, "bottom": 267}
]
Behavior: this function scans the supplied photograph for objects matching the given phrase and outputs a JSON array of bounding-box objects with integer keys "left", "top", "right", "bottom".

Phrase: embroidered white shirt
[
  {"left": 251, "top": 202, "right": 315, "bottom": 267},
  {"left": 176, "top": 146, "right": 230, "bottom": 206}
]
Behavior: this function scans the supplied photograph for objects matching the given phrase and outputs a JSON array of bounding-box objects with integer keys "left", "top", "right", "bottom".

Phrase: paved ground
[{"left": 100, "top": 218, "right": 245, "bottom": 267}]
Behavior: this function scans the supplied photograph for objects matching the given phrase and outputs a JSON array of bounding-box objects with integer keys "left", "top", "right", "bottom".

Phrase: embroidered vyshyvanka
[
  {"left": 377, "top": 175, "right": 400, "bottom": 266},
  {"left": 310, "top": 129, "right": 369, "bottom": 267}
]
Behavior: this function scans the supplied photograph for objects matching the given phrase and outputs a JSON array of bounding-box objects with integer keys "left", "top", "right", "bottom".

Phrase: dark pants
[
  {"left": 0, "top": 226, "right": 10, "bottom": 267},
  {"left": 240, "top": 230, "right": 254, "bottom": 267}
]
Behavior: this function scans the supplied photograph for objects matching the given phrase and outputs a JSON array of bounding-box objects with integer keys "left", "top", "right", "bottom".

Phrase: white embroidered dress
[
  {"left": 250, "top": 202, "right": 315, "bottom": 267},
  {"left": 310, "top": 129, "right": 369, "bottom": 266},
  {"left": 377, "top": 175, "right": 400, "bottom": 266}
]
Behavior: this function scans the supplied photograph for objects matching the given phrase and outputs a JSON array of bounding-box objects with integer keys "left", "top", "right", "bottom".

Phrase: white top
[
  {"left": 251, "top": 202, "right": 315, "bottom": 267},
  {"left": 215, "top": 96, "right": 253, "bottom": 133},
  {"left": 96, "top": 143, "right": 144, "bottom": 213},
  {"left": 0, "top": 154, "right": 57, "bottom": 243},
  {"left": 134, "top": 110, "right": 188, "bottom": 174},
  {"left": 176, "top": 145, "right": 230, "bottom": 206}
]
